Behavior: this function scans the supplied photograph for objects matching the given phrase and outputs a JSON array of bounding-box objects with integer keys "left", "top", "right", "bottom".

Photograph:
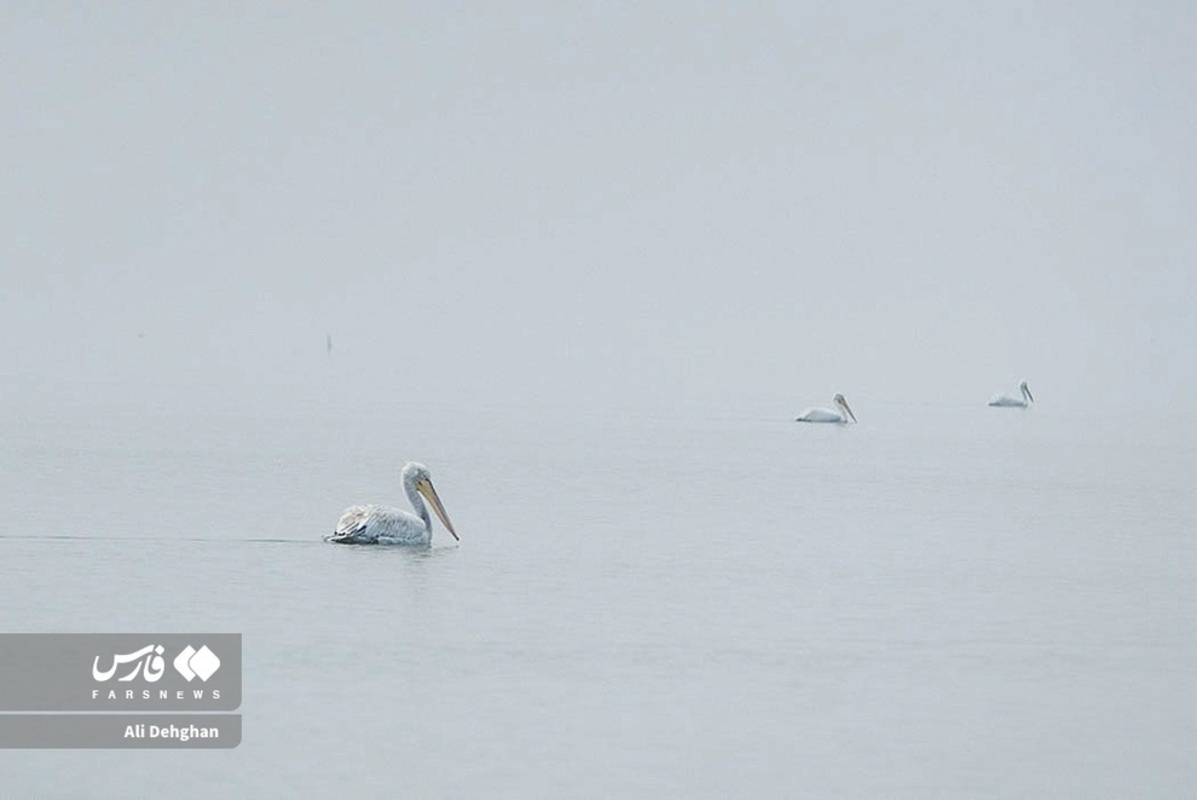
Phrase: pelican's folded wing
[{"left": 326, "top": 505, "right": 375, "bottom": 543}]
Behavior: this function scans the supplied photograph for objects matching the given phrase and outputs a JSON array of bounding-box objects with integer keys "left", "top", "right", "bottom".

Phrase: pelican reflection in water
[
  {"left": 795, "top": 393, "right": 857, "bottom": 424},
  {"left": 327, "top": 461, "right": 459, "bottom": 546}
]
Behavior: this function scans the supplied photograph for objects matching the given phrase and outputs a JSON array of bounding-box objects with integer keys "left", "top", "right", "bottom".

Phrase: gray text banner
[
  {"left": 0, "top": 714, "right": 241, "bottom": 748},
  {"left": 0, "top": 634, "right": 241, "bottom": 711}
]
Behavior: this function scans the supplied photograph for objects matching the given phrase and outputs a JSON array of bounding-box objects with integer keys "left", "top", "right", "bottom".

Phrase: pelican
[
  {"left": 795, "top": 393, "right": 858, "bottom": 424},
  {"left": 326, "top": 462, "right": 459, "bottom": 546},
  {"left": 988, "top": 380, "right": 1034, "bottom": 408}
]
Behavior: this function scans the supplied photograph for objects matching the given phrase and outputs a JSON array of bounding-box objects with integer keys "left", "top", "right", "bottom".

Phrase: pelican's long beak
[
  {"left": 416, "top": 478, "right": 459, "bottom": 541},
  {"left": 839, "top": 397, "right": 858, "bottom": 423}
]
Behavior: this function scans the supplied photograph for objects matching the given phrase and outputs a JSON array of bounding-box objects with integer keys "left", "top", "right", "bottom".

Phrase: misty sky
[{"left": 4, "top": 2, "right": 1194, "bottom": 417}]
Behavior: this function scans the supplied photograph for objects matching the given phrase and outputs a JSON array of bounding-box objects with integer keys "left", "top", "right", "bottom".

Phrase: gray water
[{"left": 1, "top": 396, "right": 1194, "bottom": 798}]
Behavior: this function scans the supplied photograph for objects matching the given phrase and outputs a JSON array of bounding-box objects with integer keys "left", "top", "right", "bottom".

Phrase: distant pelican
[
  {"left": 326, "top": 462, "right": 459, "bottom": 546},
  {"left": 795, "top": 393, "right": 857, "bottom": 424},
  {"left": 989, "top": 380, "right": 1034, "bottom": 408}
]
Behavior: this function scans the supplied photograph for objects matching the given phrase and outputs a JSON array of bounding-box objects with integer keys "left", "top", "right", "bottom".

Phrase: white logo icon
[
  {"left": 93, "top": 645, "right": 167, "bottom": 683},
  {"left": 173, "top": 645, "right": 221, "bottom": 682}
]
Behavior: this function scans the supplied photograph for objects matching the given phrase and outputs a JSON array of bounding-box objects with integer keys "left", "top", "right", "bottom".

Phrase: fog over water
[{"left": 4, "top": 2, "right": 1195, "bottom": 420}]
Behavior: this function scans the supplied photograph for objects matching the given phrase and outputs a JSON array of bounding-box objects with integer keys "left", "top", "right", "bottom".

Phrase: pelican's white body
[
  {"left": 989, "top": 381, "right": 1034, "bottom": 408},
  {"left": 796, "top": 407, "right": 847, "bottom": 423},
  {"left": 796, "top": 394, "right": 857, "bottom": 424},
  {"left": 329, "top": 504, "right": 433, "bottom": 546},
  {"left": 326, "top": 462, "right": 457, "bottom": 546}
]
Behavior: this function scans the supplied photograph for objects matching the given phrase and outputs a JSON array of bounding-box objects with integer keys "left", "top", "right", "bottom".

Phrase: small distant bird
[
  {"left": 988, "top": 380, "right": 1034, "bottom": 408},
  {"left": 795, "top": 393, "right": 858, "bottom": 424},
  {"left": 326, "top": 333, "right": 333, "bottom": 357}
]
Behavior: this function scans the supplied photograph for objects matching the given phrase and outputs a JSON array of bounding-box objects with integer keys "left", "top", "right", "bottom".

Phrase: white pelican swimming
[
  {"left": 795, "top": 393, "right": 858, "bottom": 424},
  {"left": 988, "top": 380, "right": 1034, "bottom": 408},
  {"left": 326, "top": 461, "right": 459, "bottom": 546}
]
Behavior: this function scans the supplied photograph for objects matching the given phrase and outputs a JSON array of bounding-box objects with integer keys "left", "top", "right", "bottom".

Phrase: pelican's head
[
  {"left": 402, "top": 462, "right": 460, "bottom": 541},
  {"left": 833, "top": 393, "right": 858, "bottom": 423},
  {"left": 1019, "top": 380, "right": 1034, "bottom": 403}
]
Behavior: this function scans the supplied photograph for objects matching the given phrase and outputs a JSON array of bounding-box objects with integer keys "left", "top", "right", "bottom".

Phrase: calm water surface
[{"left": 1, "top": 397, "right": 1194, "bottom": 798}]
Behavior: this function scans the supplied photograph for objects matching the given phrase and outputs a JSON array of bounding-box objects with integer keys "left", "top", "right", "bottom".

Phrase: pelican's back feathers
[{"left": 327, "top": 504, "right": 429, "bottom": 545}]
